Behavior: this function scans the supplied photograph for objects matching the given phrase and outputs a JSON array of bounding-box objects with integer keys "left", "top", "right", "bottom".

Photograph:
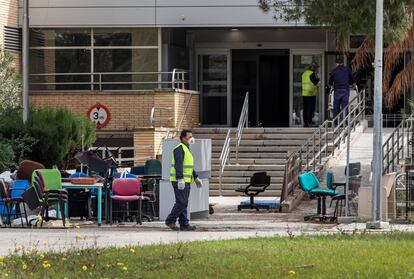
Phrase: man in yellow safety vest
[
  {"left": 301, "top": 63, "right": 320, "bottom": 127},
  {"left": 166, "top": 129, "right": 203, "bottom": 231}
]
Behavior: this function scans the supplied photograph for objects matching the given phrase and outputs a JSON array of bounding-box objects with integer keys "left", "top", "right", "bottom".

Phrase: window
[{"left": 29, "top": 28, "right": 159, "bottom": 90}]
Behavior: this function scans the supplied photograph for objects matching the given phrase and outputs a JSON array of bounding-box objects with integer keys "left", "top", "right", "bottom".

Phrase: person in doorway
[
  {"left": 165, "top": 129, "right": 203, "bottom": 231},
  {"left": 329, "top": 57, "right": 354, "bottom": 118},
  {"left": 302, "top": 63, "right": 320, "bottom": 127}
]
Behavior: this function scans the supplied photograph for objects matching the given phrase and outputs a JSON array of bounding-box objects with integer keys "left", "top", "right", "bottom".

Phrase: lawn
[{"left": 2, "top": 233, "right": 414, "bottom": 278}]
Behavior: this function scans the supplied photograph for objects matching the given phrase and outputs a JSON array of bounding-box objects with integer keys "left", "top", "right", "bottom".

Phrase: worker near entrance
[
  {"left": 302, "top": 63, "right": 320, "bottom": 127},
  {"left": 329, "top": 57, "right": 354, "bottom": 118},
  {"left": 166, "top": 129, "right": 203, "bottom": 231}
]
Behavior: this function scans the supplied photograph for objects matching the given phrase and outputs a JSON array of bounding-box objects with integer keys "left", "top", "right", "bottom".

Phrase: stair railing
[
  {"left": 217, "top": 91, "right": 249, "bottom": 195},
  {"left": 281, "top": 87, "right": 366, "bottom": 204},
  {"left": 235, "top": 92, "right": 249, "bottom": 163},
  {"left": 382, "top": 113, "right": 414, "bottom": 174},
  {"left": 218, "top": 129, "right": 232, "bottom": 196}
]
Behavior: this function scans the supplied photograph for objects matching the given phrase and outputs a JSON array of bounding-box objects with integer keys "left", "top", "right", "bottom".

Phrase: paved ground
[
  {"left": 1, "top": 196, "right": 413, "bottom": 256},
  {"left": 1, "top": 127, "right": 410, "bottom": 256}
]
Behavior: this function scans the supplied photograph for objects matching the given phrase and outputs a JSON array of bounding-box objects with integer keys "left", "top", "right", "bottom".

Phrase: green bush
[
  {"left": 0, "top": 107, "right": 96, "bottom": 168},
  {"left": 0, "top": 141, "right": 15, "bottom": 173}
]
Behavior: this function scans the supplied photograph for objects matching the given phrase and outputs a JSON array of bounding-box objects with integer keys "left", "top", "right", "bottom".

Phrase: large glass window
[{"left": 29, "top": 28, "right": 159, "bottom": 91}]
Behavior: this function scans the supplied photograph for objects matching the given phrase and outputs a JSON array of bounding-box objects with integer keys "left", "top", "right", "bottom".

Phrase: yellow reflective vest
[
  {"left": 302, "top": 70, "right": 318, "bottom": 97},
  {"left": 170, "top": 142, "right": 195, "bottom": 183}
]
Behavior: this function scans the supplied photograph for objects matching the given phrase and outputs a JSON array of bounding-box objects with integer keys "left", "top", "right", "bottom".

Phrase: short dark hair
[{"left": 180, "top": 129, "right": 193, "bottom": 141}]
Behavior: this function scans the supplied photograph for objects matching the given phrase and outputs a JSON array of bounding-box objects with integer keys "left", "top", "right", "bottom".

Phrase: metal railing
[
  {"left": 218, "top": 129, "right": 232, "bottom": 195},
  {"left": 30, "top": 68, "right": 189, "bottom": 91},
  {"left": 90, "top": 146, "right": 153, "bottom": 166},
  {"left": 235, "top": 92, "right": 249, "bottom": 163},
  {"left": 217, "top": 92, "right": 249, "bottom": 195},
  {"left": 382, "top": 114, "right": 414, "bottom": 174},
  {"left": 281, "top": 88, "right": 366, "bottom": 203},
  {"left": 150, "top": 107, "right": 173, "bottom": 127}
]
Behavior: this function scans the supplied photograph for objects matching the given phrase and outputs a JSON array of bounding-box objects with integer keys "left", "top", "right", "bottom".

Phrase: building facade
[{"left": 16, "top": 0, "right": 360, "bottom": 131}]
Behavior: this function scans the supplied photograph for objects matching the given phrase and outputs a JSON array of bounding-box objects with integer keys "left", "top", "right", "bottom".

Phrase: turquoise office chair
[{"left": 298, "top": 172, "right": 339, "bottom": 222}]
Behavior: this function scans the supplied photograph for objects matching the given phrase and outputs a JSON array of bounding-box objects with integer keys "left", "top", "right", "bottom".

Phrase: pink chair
[{"left": 110, "top": 178, "right": 148, "bottom": 225}]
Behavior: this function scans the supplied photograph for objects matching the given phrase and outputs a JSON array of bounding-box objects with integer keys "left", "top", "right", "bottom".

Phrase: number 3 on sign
[{"left": 87, "top": 103, "right": 111, "bottom": 129}]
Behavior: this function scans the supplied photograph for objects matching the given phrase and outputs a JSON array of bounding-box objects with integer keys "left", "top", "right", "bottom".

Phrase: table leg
[{"left": 97, "top": 187, "right": 102, "bottom": 226}]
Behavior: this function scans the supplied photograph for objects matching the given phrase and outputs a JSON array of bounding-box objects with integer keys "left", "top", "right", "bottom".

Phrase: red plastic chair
[{"left": 110, "top": 178, "right": 147, "bottom": 225}]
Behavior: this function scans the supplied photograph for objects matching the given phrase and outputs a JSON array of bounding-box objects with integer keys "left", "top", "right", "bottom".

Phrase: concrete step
[
  {"left": 209, "top": 188, "right": 281, "bottom": 197},
  {"left": 210, "top": 139, "right": 308, "bottom": 146},
  {"left": 211, "top": 170, "right": 284, "bottom": 178},
  {"left": 195, "top": 133, "right": 316, "bottom": 140},
  {"left": 212, "top": 158, "right": 286, "bottom": 165},
  {"left": 210, "top": 176, "right": 283, "bottom": 184},
  {"left": 212, "top": 146, "right": 296, "bottom": 153},
  {"left": 211, "top": 164, "right": 285, "bottom": 171},
  {"left": 194, "top": 127, "right": 316, "bottom": 134}
]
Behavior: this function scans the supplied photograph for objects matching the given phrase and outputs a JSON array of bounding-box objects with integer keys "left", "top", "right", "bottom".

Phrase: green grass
[{"left": 2, "top": 233, "right": 414, "bottom": 278}]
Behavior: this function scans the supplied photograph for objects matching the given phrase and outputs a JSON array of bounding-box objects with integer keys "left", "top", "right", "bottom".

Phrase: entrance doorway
[{"left": 232, "top": 50, "right": 290, "bottom": 127}]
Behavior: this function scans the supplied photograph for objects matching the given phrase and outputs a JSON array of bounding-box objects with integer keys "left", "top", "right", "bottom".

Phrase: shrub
[
  {"left": 0, "top": 142, "right": 15, "bottom": 173},
  {"left": 0, "top": 107, "right": 96, "bottom": 168},
  {"left": 0, "top": 50, "right": 21, "bottom": 111}
]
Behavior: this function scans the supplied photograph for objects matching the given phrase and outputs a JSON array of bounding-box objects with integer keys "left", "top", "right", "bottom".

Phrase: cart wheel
[{"left": 209, "top": 204, "right": 214, "bottom": 215}]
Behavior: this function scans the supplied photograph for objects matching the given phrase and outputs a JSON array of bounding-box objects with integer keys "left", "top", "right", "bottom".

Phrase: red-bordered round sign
[{"left": 87, "top": 103, "right": 111, "bottom": 129}]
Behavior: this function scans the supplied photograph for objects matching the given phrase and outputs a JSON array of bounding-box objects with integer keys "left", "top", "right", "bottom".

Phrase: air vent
[{"left": 4, "top": 26, "right": 22, "bottom": 52}]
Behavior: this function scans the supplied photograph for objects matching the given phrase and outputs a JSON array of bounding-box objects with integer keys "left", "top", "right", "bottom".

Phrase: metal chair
[
  {"left": 110, "top": 178, "right": 148, "bottom": 225},
  {"left": 236, "top": 172, "right": 272, "bottom": 211}
]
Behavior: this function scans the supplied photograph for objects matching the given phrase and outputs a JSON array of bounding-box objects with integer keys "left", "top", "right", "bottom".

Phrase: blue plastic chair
[{"left": 298, "top": 172, "right": 339, "bottom": 222}]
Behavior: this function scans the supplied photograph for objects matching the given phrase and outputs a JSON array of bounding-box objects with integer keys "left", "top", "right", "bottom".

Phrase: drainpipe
[{"left": 22, "top": 0, "right": 29, "bottom": 122}]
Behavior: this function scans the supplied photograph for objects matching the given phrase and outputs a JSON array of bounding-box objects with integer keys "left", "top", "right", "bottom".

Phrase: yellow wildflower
[
  {"left": 116, "top": 262, "right": 124, "bottom": 266},
  {"left": 39, "top": 254, "right": 45, "bottom": 259},
  {"left": 22, "top": 264, "right": 27, "bottom": 270},
  {"left": 61, "top": 257, "right": 67, "bottom": 261},
  {"left": 129, "top": 248, "right": 135, "bottom": 253},
  {"left": 75, "top": 233, "right": 81, "bottom": 238},
  {"left": 122, "top": 266, "right": 128, "bottom": 271},
  {"left": 75, "top": 225, "right": 81, "bottom": 229},
  {"left": 42, "top": 262, "right": 51, "bottom": 268},
  {"left": 82, "top": 265, "right": 88, "bottom": 271},
  {"left": 289, "top": 270, "right": 296, "bottom": 275}
]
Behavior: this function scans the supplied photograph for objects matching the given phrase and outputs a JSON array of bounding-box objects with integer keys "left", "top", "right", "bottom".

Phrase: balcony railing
[{"left": 30, "top": 69, "right": 189, "bottom": 91}]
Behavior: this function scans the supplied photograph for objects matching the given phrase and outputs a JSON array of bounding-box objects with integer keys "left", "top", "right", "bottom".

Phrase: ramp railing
[{"left": 281, "top": 88, "right": 366, "bottom": 204}]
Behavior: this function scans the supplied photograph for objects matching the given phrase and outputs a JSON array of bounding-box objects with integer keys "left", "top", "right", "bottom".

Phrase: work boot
[
  {"left": 166, "top": 223, "right": 179, "bottom": 231},
  {"left": 180, "top": 225, "right": 196, "bottom": 231}
]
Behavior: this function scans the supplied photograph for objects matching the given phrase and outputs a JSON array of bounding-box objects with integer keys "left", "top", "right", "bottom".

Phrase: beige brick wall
[
  {"left": 30, "top": 89, "right": 200, "bottom": 132},
  {"left": 0, "top": 0, "right": 18, "bottom": 48},
  {"left": 133, "top": 128, "right": 167, "bottom": 165}
]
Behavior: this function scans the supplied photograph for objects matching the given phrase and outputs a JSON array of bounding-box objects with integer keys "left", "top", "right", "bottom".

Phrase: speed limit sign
[{"left": 87, "top": 103, "right": 111, "bottom": 129}]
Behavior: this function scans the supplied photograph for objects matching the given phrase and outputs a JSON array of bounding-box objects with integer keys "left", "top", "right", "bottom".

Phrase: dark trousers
[
  {"left": 333, "top": 89, "right": 350, "bottom": 119},
  {"left": 165, "top": 181, "right": 190, "bottom": 228},
  {"left": 303, "top": 96, "right": 316, "bottom": 127}
]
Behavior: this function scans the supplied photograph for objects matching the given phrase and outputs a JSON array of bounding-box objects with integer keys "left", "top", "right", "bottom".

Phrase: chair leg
[
  {"left": 110, "top": 200, "right": 113, "bottom": 225},
  {"left": 317, "top": 197, "right": 322, "bottom": 215},
  {"left": 60, "top": 200, "right": 66, "bottom": 228},
  {"left": 22, "top": 203, "right": 28, "bottom": 226},
  {"left": 322, "top": 196, "right": 327, "bottom": 215},
  {"left": 5, "top": 203, "right": 12, "bottom": 227},
  {"left": 138, "top": 200, "right": 142, "bottom": 225},
  {"left": 151, "top": 202, "right": 156, "bottom": 219}
]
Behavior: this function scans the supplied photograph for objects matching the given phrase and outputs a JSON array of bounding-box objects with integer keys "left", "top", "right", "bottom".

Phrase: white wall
[{"left": 19, "top": 0, "right": 306, "bottom": 27}]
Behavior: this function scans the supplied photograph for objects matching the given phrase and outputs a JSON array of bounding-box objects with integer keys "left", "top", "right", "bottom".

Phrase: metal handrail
[
  {"left": 150, "top": 107, "right": 173, "bottom": 127},
  {"left": 235, "top": 92, "right": 249, "bottom": 163},
  {"left": 281, "top": 87, "right": 366, "bottom": 203},
  {"left": 218, "top": 129, "right": 232, "bottom": 196},
  {"left": 382, "top": 114, "right": 414, "bottom": 174},
  {"left": 30, "top": 68, "right": 189, "bottom": 91}
]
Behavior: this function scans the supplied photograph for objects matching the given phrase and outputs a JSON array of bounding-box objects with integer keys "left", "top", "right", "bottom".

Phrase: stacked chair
[
  {"left": 30, "top": 169, "right": 68, "bottom": 227},
  {"left": 0, "top": 179, "right": 29, "bottom": 227}
]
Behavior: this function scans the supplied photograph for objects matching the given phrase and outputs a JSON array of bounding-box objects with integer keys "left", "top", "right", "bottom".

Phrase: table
[{"left": 62, "top": 182, "right": 104, "bottom": 226}]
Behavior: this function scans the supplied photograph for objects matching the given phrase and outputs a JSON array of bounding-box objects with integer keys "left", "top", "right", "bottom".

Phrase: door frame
[
  {"left": 195, "top": 48, "right": 232, "bottom": 126},
  {"left": 289, "top": 49, "right": 325, "bottom": 127}
]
